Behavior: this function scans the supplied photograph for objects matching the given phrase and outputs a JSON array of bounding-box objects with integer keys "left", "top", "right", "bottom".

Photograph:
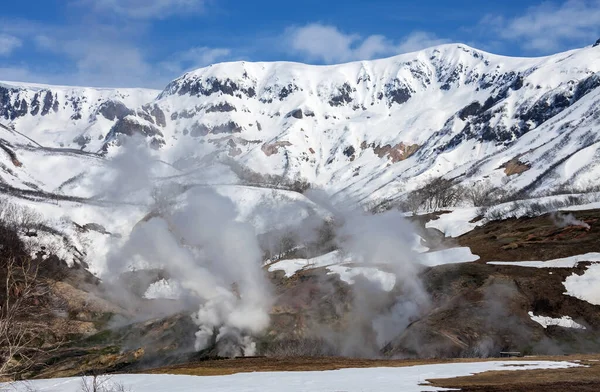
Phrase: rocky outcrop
[
  {"left": 285, "top": 109, "right": 303, "bottom": 119},
  {"left": 361, "top": 141, "right": 420, "bottom": 163},
  {"left": 104, "top": 116, "right": 165, "bottom": 150},
  {"left": 329, "top": 83, "right": 354, "bottom": 107},
  {"left": 162, "top": 76, "right": 257, "bottom": 99},
  {"left": 187, "top": 121, "right": 243, "bottom": 137},
  {"left": 97, "top": 100, "right": 134, "bottom": 121},
  {"left": 205, "top": 102, "right": 237, "bottom": 113},
  {"left": 501, "top": 157, "right": 530, "bottom": 176},
  {"left": 262, "top": 141, "right": 292, "bottom": 156}
]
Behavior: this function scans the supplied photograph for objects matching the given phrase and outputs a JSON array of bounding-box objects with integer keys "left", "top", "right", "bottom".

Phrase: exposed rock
[
  {"left": 150, "top": 105, "right": 167, "bottom": 127},
  {"left": 205, "top": 102, "right": 237, "bottom": 113},
  {"left": 164, "top": 76, "right": 256, "bottom": 99},
  {"left": 329, "top": 83, "right": 354, "bottom": 107},
  {"left": 0, "top": 140, "right": 22, "bottom": 167},
  {"left": 212, "top": 121, "right": 243, "bottom": 134},
  {"left": 260, "top": 83, "right": 300, "bottom": 103},
  {"left": 80, "top": 223, "right": 111, "bottom": 235},
  {"left": 594, "top": 38, "right": 600, "bottom": 48},
  {"left": 343, "top": 146, "right": 355, "bottom": 158},
  {"left": 97, "top": 100, "right": 134, "bottom": 121},
  {"left": 41, "top": 91, "right": 56, "bottom": 116},
  {"left": 189, "top": 123, "right": 210, "bottom": 137},
  {"left": 458, "top": 101, "right": 483, "bottom": 120},
  {"left": 107, "top": 116, "right": 164, "bottom": 140},
  {"left": 73, "top": 134, "right": 91, "bottom": 148},
  {"left": 384, "top": 79, "right": 413, "bottom": 106},
  {"left": 136, "top": 110, "right": 155, "bottom": 124},
  {"left": 501, "top": 157, "right": 530, "bottom": 176},
  {"left": 286, "top": 109, "right": 303, "bottom": 119},
  {"left": 262, "top": 141, "right": 292, "bottom": 156},
  {"left": 372, "top": 142, "right": 420, "bottom": 162}
]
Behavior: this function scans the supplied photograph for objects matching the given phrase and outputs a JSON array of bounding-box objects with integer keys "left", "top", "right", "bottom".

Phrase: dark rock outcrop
[
  {"left": 285, "top": 109, "right": 303, "bottom": 119},
  {"left": 107, "top": 116, "right": 164, "bottom": 139},
  {"left": 205, "top": 102, "right": 237, "bottom": 113},
  {"left": 329, "top": 83, "right": 354, "bottom": 107},
  {"left": 163, "top": 76, "right": 256, "bottom": 99},
  {"left": 97, "top": 100, "right": 134, "bottom": 121}
]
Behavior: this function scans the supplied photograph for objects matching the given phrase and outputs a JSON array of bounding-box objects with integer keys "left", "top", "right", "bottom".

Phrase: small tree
[
  {"left": 0, "top": 256, "right": 48, "bottom": 377},
  {"left": 466, "top": 181, "right": 495, "bottom": 207},
  {"left": 403, "top": 177, "right": 465, "bottom": 213},
  {"left": 79, "top": 374, "right": 131, "bottom": 392}
]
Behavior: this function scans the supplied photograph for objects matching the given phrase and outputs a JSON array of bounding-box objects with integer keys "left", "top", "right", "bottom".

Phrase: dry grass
[
  {"left": 145, "top": 354, "right": 600, "bottom": 381},
  {"left": 428, "top": 355, "right": 600, "bottom": 391}
]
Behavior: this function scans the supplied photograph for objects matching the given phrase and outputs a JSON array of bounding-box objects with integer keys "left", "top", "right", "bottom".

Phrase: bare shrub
[
  {"left": 465, "top": 181, "right": 510, "bottom": 207},
  {"left": 0, "top": 199, "right": 44, "bottom": 235},
  {"left": 79, "top": 375, "right": 131, "bottom": 392},
  {"left": 401, "top": 177, "right": 465, "bottom": 213},
  {"left": 223, "top": 158, "right": 311, "bottom": 193},
  {"left": 0, "top": 256, "right": 50, "bottom": 377}
]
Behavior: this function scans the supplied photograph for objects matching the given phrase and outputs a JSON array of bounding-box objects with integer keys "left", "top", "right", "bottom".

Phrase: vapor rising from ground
[{"left": 97, "top": 138, "right": 431, "bottom": 358}]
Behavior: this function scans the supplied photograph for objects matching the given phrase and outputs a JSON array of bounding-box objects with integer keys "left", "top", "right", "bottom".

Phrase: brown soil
[
  {"left": 502, "top": 158, "right": 531, "bottom": 176},
  {"left": 429, "top": 356, "right": 600, "bottom": 391},
  {"left": 459, "top": 209, "right": 600, "bottom": 262}
]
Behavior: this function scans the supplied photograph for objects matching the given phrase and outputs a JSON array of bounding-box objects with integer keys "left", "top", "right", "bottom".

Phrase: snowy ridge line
[
  {"left": 1, "top": 121, "right": 44, "bottom": 147},
  {"left": 0, "top": 182, "right": 144, "bottom": 206},
  {"left": 3, "top": 42, "right": 600, "bottom": 206},
  {"left": 0, "top": 79, "right": 161, "bottom": 94}
]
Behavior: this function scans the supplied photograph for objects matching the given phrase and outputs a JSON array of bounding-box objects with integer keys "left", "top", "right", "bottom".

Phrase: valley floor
[{"left": 4, "top": 355, "right": 600, "bottom": 391}]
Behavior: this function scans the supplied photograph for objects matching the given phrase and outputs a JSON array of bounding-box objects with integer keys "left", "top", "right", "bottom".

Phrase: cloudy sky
[{"left": 1, "top": 0, "right": 599, "bottom": 89}]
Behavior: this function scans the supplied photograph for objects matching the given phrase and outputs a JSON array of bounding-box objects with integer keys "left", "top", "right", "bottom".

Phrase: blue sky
[{"left": 1, "top": 0, "right": 599, "bottom": 88}]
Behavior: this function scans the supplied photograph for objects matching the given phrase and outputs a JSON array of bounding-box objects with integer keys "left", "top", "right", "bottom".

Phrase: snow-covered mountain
[
  {"left": 4, "top": 42, "right": 600, "bottom": 208},
  {"left": 1, "top": 41, "right": 600, "bottom": 269}
]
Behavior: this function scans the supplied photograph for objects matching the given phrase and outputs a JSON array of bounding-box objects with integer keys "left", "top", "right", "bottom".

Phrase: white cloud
[
  {"left": 286, "top": 23, "right": 449, "bottom": 64},
  {"left": 0, "top": 34, "right": 22, "bottom": 56},
  {"left": 78, "top": 0, "right": 205, "bottom": 19},
  {"left": 161, "top": 46, "right": 232, "bottom": 74},
  {"left": 0, "top": 17, "right": 234, "bottom": 88},
  {"left": 486, "top": 0, "right": 600, "bottom": 52}
]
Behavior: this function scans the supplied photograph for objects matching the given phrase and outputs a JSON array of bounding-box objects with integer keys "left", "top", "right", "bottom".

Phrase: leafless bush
[
  {"left": 79, "top": 375, "right": 131, "bottom": 392},
  {"left": 0, "top": 199, "right": 44, "bottom": 235},
  {"left": 483, "top": 195, "right": 590, "bottom": 222},
  {"left": 0, "top": 256, "right": 51, "bottom": 378},
  {"left": 465, "top": 181, "right": 510, "bottom": 207},
  {"left": 223, "top": 159, "right": 311, "bottom": 193},
  {"left": 401, "top": 177, "right": 465, "bottom": 213}
]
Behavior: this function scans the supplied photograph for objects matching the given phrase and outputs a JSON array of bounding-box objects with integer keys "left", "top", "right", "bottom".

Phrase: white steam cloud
[
  {"left": 551, "top": 212, "right": 590, "bottom": 230},
  {"left": 108, "top": 188, "right": 272, "bottom": 356},
  {"left": 100, "top": 139, "right": 430, "bottom": 359}
]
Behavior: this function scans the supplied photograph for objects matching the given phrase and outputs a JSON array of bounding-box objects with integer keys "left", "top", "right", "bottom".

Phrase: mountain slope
[{"left": 2, "top": 42, "right": 600, "bottom": 207}]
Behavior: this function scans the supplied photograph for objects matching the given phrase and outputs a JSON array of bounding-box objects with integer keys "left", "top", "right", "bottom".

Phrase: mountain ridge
[{"left": 1, "top": 41, "right": 600, "bottom": 207}]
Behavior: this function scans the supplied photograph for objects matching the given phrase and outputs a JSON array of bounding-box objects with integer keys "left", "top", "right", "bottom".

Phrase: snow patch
[
  {"left": 528, "top": 312, "right": 586, "bottom": 329},
  {"left": 425, "top": 208, "right": 482, "bottom": 237},
  {"left": 488, "top": 253, "right": 600, "bottom": 268},
  {"left": 563, "top": 263, "right": 600, "bottom": 305},
  {"left": 420, "top": 247, "right": 480, "bottom": 267}
]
